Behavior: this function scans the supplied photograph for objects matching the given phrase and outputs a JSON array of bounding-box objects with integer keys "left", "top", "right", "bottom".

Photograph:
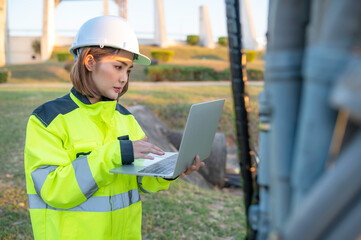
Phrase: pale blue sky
[{"left": 8, "top": 0, "right": 268, "bottom": 41}]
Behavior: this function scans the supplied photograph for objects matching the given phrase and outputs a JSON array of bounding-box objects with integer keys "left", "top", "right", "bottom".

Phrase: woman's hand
[
  {"left": 180, "top": 155, "right": 205, "bottom": 177},
  {"left": 132, "top": 136, "right": 165, "bottom": 160}
]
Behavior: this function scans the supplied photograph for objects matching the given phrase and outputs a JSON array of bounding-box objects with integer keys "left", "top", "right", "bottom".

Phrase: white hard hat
[{"left": 70, "top": 15, "right": 150, "bottom": 65}]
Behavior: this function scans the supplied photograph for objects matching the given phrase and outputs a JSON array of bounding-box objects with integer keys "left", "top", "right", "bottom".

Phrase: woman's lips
[{"left": 114, "top": 87, "right": 121, "bottom": 93}]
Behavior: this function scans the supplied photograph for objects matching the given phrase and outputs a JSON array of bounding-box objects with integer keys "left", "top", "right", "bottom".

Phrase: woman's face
[{"left": 89, "top": 50, "right": 133, "bottom": 103}]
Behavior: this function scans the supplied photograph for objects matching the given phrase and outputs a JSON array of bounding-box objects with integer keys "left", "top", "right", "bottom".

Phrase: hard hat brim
[{"left": 134, "top": 53, "right": 151, "bottom": 65}]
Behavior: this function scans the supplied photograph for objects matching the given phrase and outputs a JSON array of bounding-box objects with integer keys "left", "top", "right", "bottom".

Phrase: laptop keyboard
[{"left": 138, "top": 154, "right": 178, "bottom": 175}]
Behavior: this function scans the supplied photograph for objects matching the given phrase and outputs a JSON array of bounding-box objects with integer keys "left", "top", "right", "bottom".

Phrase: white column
[
  {"left": 0, "top": 0, "right": 7, "bottom": 66},
  {"left": 4, "top": 0, "right": 8, "bottom": 64},
  {"left": 41, "top": 0, "right": 55, "bottom": 61},
  {"left": 199, "top": 5, "right": 215, "bottom": 48},
  {"left": 118, "top": 0, "right": 127, "bottom": 20},
  {"left": 154, "top": 0, "right": 168, "bottom": 48},
  {"left": 240, "top": 0, "right": 259, "bottom": 50},
  {"left": 104, "top": 0, "right": 109, "bottom": 15}
]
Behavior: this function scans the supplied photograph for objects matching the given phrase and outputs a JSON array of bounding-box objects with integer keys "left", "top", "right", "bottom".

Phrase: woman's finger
[{"left": 180, "top": 155, "right": 207, "bottom": 176}]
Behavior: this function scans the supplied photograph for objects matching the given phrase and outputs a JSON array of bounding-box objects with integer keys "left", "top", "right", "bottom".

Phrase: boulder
[{"left": 181, "top": 172, "right": 214, "bottom": 189}]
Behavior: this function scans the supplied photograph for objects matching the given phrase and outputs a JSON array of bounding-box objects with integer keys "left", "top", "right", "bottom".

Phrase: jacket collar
[{"left": 71, "top": 87, "right": 115, "bottom": 105}]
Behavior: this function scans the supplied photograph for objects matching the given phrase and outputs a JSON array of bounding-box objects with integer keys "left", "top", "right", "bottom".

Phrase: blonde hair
[{"left": 70, "top": 47, "right": 130, "bottom": 100}]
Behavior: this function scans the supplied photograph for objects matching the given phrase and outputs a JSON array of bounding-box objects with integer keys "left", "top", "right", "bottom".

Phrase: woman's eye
[
  {"left": 127, "top": 70, "right": 132, "bottom": 74},
  {"left": 115, "top": 65, "right": 122, "bottom": 70}
]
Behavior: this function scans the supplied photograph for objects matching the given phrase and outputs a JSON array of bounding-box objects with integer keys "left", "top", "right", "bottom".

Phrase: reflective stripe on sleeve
[
  {"left": 27, "top": 189, "right": 140, "bottom": 212},
  {"left": 31, "top": 165, "right": 58, "bottom": 196},
  {"left": 72, "top": 155, "right": 99, "bottom": 199}
]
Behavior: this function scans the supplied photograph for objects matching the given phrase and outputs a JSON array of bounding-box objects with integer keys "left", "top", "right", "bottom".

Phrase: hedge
[
  {"left": 145, "top": 65, "right": 226, "bottom": 81},
  {"left": 145, "top": 65, "right": 263, "bottom": 82},
  {"left": 56, "top": 52, "right": 74, "bottom": 62},
  {"left": 218, "top": 37, "right": 228, "bottom": 47},
  {"left": 0, "top": 68, "right": 10, "bottom": 83},
  {"left": 150, "top": 50, "right": 174, "bottom": 63},
  {"left": 244, "top": 50, "right": 258, "bottom": 63},
  {"left": 225, "top": 68, "right": 263, "bottom": 80},
  {"left": 186, "top": 35, "right": 200, "bottom": 46}
]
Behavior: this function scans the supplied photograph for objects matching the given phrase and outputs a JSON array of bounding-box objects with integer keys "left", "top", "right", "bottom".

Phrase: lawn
[{"left": 0, "top": 84, "right": 262, "bottom": 239}]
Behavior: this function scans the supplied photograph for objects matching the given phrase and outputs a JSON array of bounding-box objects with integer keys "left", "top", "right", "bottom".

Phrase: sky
[{"left": 7, "top": 0, "right": 268, "bottom": 43}]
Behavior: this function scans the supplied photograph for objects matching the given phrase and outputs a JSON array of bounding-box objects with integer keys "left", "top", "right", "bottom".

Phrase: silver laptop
[{"left": 109, "top": 99, "right": 225, "bottom": 178}]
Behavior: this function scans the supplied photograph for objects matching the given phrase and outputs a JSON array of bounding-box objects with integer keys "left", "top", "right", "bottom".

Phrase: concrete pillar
[
  {"left": 0, "top": 0, "right": 7, "bottom": 66},
  {"left": 154, "top": 0, "right": 168, "bottom": 47},
  {"left": 4, "top": 0, "right": 8, "bottom": 64},
  {"left": 41, "top": 0, "right": 55, "bottom": 61},
  {"left": 199, "top": 5, "right": 215, "bottom": 48},
  {"left": 240, "top": 0, "right": 258, "bottom": 50},
  {"left": 104, "top": 0, "right": 109, "bottom": 15},
  {"left": 118, "top": 0, "right": 127, "bottom": 20}
]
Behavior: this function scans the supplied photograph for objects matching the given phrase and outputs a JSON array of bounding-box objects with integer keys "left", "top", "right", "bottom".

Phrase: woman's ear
[{"left": 84, "top": 54, "right": 95, "bottom": 71}]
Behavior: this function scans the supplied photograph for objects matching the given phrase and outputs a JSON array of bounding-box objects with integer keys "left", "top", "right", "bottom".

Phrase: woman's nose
[{"left": 119, "top": 72, "right": 128, "bottom": 83}]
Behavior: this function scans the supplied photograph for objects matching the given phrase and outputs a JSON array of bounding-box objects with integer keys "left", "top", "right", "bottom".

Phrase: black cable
[{"left": 224, "top": 0, "right": 257, "bottom": 239}]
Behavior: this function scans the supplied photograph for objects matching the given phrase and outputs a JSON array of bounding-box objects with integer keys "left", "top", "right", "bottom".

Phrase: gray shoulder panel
[
  {"left": 32, "top": 94, "right": 79, "bottom": 127},
  {"left": 116, "top": 103, "right": 132, "bottom": 115}
]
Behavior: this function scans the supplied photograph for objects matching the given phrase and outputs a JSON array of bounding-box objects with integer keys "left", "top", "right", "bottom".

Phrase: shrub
[
  {"left": 56, "top": 52, "right": 74, "bottom": 62},
  {"left": 150, "top": 50, "right": 174, "bottom": 63},
  {"left": 218, "top": 37, "right": 228, "bottom": 47},
  {"left": 0, "top": 68, "right": 10, "bottom": 83},
  {"left": 32, "top": 40, "right": 41, "bottom": 55},
  {"left": 247, "top": 69, "right": 264, "bottom": 80},
  {"left": 144, "top": 65, "right": 231, "bottom": 81},
  {"left": 244, "top": 50, "right": 258, "bottom": 63},
  {"left": 64, "top": 61, "right": 75, "bottom": 72},
  {"left": 186, "top": 35, "right": 199, "bottom": 46},
  {"left": 222, "top": 68, "right": 263, "bottom": 81}
]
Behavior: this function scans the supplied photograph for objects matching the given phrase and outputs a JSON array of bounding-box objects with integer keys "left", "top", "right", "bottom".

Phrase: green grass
[
  {"left": 141, "top": 180, "right": 246, "bottom": 239},
  {"left": 0, "top": 85, "right": 262, "bottom": 239},
  {"left": 5, "top": 62, "right": 71, "bottom": 83}
]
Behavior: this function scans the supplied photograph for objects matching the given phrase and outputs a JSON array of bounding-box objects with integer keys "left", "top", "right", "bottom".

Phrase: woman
[{"left": 24, "top": 15, "right": 204, "bottom": 240}]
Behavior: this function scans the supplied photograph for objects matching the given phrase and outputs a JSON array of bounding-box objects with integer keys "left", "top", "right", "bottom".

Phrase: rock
[
  {"left": 199, "top": 133, "right": 227, "bottom": 187},
  {"left": 181, "top": 172, "right": 214, "bottom": 189},
  {"left": 226, "top": 145, "right": 241, "bottom": 174}
]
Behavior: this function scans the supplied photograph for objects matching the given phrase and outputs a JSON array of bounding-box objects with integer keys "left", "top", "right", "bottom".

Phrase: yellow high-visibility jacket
[{"left": 24, "top": 88, "right": 175, "bottom": 240}]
